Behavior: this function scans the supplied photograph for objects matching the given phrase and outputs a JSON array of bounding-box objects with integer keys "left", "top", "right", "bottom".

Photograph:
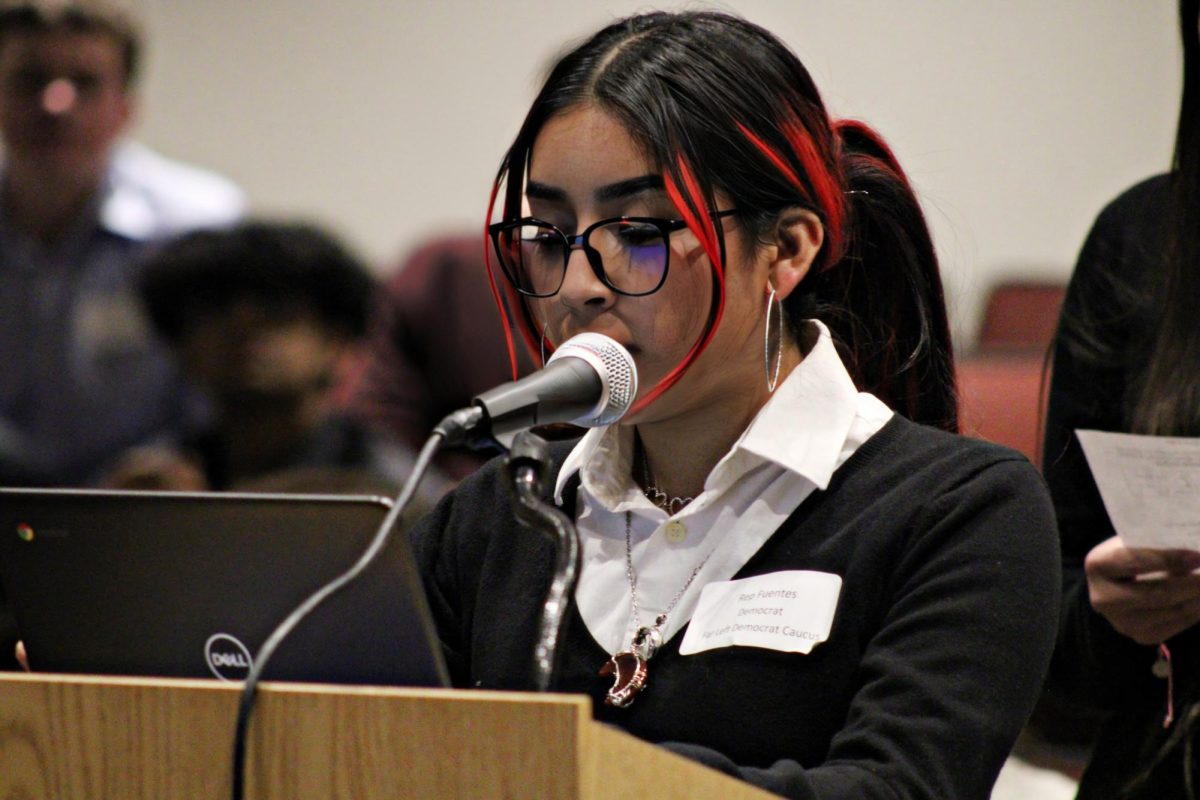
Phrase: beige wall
[{"left": 131, "top": 1, "right": 1179, "bottom": 345}]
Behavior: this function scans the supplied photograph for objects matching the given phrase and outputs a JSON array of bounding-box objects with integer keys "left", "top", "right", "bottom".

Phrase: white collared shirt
[{"left": 554, "top": 321, "right": 894, "bottom": 655}]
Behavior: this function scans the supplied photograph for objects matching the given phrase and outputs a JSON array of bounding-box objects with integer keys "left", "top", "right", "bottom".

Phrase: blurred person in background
[
  {"left": 103, "top": 219, "right": 450, "bottom": 509},
  {"left": 0, "top": 0, "right": 244, "bottom": 488}
]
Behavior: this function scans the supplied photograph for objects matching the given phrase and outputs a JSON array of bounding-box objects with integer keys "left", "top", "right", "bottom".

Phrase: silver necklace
[
  {"left": 599, "top": 510, "right": 714, "bottom": 708},
  {"left": 639, "top": 447, "right": 693, "bottom": 514}
]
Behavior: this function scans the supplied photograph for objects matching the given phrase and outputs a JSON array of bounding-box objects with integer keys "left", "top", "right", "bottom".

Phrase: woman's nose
[{"left": 557, "top": 245, "right": 613, "bottom": 311}]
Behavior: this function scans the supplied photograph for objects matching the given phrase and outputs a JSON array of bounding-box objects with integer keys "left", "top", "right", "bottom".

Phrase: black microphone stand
[{"left": 503, "top": 430, "right": 581, "bottom": 692}]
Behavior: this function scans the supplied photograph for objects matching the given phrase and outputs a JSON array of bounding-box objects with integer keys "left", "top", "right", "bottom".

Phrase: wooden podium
[{"left": 0, "top": 672, "right": 776, "bottom": 799}]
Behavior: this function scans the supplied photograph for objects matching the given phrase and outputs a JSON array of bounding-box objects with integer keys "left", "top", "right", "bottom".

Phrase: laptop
[{"left": 0, "top": 487, "right": 449, "bottom": 687}]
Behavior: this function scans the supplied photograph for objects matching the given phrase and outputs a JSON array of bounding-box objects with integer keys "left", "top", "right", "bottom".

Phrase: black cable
[{"left": 230, "top": 430, "right": 446, "bottom": 800}]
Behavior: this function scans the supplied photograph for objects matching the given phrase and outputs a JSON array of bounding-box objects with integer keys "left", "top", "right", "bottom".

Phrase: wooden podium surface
[{"left": 0, "top": 672, "right": 777, "bottom": 799}]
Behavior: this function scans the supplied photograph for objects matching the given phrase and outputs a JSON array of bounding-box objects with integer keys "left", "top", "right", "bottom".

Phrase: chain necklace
[
  {"left": 599, "top": 510, "right": 714, "bottom": 708},
  {"left": 639, "top": 446, "right": 693, "bottom": 514}
]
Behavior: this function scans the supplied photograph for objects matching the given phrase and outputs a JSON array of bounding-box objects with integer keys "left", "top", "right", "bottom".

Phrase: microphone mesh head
[{"left": 547, "top": 332, "right": 638, "bottom": 426}]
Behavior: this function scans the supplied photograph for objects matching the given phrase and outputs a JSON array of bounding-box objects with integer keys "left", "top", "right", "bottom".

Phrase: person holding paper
[
  {"left": 1041, "top": 2, "right": 1200, "bottom": 796},
  {"left": 409, "top": 11, "right": 1059, "bottom": 799}
]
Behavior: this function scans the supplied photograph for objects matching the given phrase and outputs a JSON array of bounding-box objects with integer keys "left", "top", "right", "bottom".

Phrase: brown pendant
[{"left": 599, "top": 651, "right": 648, "bottom": 707}]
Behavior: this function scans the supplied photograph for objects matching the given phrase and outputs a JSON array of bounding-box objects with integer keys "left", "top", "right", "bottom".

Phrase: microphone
[{"left": 435, "top": 332, "right": 639, "bottom": 448}]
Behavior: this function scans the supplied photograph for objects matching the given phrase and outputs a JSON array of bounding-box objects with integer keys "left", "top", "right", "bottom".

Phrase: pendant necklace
[
  {"left": 599, "top": 509, "right": 714, "bottom": 707},
  {"left": 638, "top": 445, "right": 693, "bottom": 515}
]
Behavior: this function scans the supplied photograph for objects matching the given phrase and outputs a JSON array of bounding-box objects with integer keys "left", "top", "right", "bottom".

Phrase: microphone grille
[{"left": 548, "top": 332, "right": 638, "bottom": 426}]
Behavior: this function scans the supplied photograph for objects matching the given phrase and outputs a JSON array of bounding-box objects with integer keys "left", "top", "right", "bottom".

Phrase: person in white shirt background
[{"left": 0, "top": 0, "right": 243, "bottom": 489}]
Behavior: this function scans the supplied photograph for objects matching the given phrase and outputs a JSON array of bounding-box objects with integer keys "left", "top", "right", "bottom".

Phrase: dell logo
[
  {"left": 204, "top": 633, "right": 254, "bottom": 681},
  {"left": 211, "top": 652, "right": 250, "bottom": 668}
]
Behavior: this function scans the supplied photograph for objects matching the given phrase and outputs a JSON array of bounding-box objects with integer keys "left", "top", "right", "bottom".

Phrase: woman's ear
[{"left": 768, "top": 208, "right": 824, "bottom": 301}]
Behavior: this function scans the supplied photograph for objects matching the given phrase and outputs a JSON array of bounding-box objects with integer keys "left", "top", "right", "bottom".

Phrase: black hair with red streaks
[{"left": 485, "top": 11, "right": 957, "bottom": 430}]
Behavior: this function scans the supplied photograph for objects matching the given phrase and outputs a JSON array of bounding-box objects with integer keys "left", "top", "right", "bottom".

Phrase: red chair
[
  {"left": 976, "top": 282, "right": 1066, "bottom": 352},
  {"left": 956, "top": 282, "right": 1065, "bottom": 467}
]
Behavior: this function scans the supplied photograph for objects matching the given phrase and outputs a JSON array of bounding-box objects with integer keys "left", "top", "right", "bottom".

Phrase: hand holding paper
[
  {"left": 1083, "top": 535, "right": 1200, "bottom": 644},
  {"left": 1077, "top": 430, "right": 1200, "bottom": 642}
]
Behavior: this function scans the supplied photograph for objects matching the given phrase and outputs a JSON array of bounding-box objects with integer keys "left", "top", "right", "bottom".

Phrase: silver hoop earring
[
  {"left": 764, "top": 285, "right": 783, "bottom": 393},
  {"left": 539, "top": 324, "right": 550, "bottom": 367}
]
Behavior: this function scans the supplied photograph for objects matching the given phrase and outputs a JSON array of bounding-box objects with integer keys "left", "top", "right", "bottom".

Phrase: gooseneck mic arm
[{"left": 504, "top": 431, "right": 581, "bottom": 692}]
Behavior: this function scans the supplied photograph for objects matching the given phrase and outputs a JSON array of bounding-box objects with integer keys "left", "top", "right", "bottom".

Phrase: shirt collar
[
  {"left": 554, "top": 320, "right": 866, "bottom": 504},
  {"left": 734, "top": 319, "right": 860, "bottom": 489},
  {"left": 96, "top": 143, "right": 155, "bottom": 241}
]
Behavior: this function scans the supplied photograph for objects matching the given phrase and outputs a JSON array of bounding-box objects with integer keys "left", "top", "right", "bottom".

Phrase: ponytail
[{"left": 788, "top": 120, "right": 958, "bottom": 432}]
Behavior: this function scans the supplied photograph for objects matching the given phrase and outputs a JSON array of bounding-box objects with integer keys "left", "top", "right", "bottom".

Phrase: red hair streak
[
  {"left": 782, "top": 118, "right": 845, "bottom": 267},
  {"left": 736, "top": 121, "right": 802, "bottom": 190},
  {"left": 627, "top": 155, "right": 727, "bottom": 415},
  {"left": 483, "top": 178, "right": 525, "bottom": 382},
  {"left": 736, "top": 116, "right": 847, "bottom": 271},
  {"left": 833, "top": 118, "right": 911, "bottom": 183}
]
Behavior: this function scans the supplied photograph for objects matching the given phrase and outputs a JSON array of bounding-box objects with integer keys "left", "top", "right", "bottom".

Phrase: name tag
[{"left": 678, "top": 571, "right": 842, "bottom": 656}]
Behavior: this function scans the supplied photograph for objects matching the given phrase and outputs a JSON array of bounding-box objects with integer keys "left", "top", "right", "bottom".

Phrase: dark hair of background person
[
  {"left": 487, "top": 10, "right": 957, "bottom": 432},
  {"left": 140, "top": 220, "right": 375, "bottom": 345},
  {"left": 1129, "top": 0, "right": 1200, "bottom": 435},
  {"left": 1057, "top": 0, "right": 1200, "bottom": 440},
  {"left": 0, "top": 0, "right": 140, "bottom": 86},
  {"left": 1117, "top": 6, "right": 1200, "bottom": 794}
]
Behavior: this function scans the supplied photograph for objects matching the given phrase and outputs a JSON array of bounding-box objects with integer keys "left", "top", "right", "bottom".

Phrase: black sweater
[{"left": 411, "top": 414, "right": 1060, "bottom": 799}]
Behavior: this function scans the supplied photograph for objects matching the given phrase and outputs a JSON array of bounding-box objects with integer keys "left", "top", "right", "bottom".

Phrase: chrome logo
[{"left": 204, "top": 633, "right": 254, "bottom": 681}]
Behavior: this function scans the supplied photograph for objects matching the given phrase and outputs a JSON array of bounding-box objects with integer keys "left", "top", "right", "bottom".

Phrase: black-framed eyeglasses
[{"left": 488, "top": 209, "right": 739, "bottom": 298}]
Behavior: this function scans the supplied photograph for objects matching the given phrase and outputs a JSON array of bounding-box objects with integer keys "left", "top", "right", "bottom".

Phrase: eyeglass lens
[{"left": 501, "top": 220, "right": 668, "bottom": 296}]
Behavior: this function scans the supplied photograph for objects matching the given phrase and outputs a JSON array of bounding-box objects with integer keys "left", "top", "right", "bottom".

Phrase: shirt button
[{"left": 664, "top": 520, "right": 688, "bottom": 543}]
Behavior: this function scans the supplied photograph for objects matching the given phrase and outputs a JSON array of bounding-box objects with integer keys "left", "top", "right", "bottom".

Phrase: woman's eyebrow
[
  {"left": 594, "top": 175, "right": 664, "bottom": 202},
  {"left": 524, "top": 175, "right": 665, "bottom": 205},
  {"left": 525, "top": 180, "right": 567, "bottom": 203}
]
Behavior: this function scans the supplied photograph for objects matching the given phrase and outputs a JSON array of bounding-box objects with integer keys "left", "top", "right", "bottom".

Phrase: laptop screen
[{"left": 0, "top": 487, "right": 448, "bottom": 687}]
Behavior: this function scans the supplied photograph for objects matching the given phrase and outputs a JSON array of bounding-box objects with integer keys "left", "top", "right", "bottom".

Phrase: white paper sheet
[{"left": 1076, "top": 429, "right": 1200, "bottom": 549}]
